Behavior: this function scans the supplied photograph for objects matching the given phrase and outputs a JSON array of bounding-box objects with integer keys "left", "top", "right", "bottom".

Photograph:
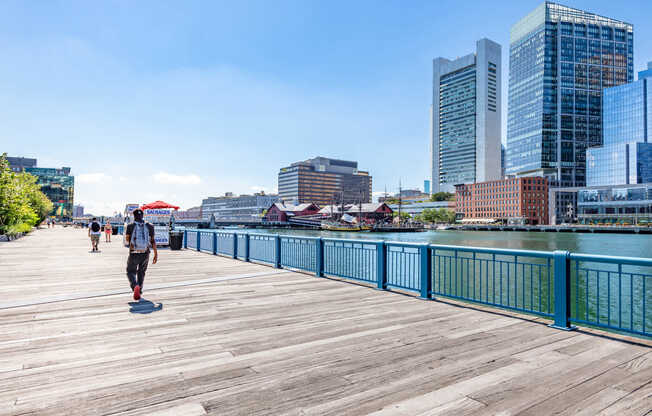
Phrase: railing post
[
  {"left": 315, "top": 237, "right": 323, "bottom": 277},
  {"left": 212, "top": 232, "right": 217, "bottom": 255},
  {"left": 196, "top": 231, "right": 201, "bottom": 252},
  {"left": 232, "top": 233, "right": 238, "bottom": 259},
  {"left": 550, "top": 250, "right": 574, "bottom": 330},
  {"left": 419, "top": 244, "right": 432, "bottom": 300},
  {"left": 244, "top": 234, "right": 250, "bottom": 262},
  {"left": 183, "top": 230, "right": 187, "bottom": 249},
  {"left": 274, "top": 235, "right": 282, "bottom": 269},
  {"left": 376, "top": 241, "right": 386, "bottom": 290}
]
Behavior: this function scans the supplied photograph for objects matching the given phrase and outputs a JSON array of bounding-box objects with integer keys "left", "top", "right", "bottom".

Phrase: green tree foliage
[
  {"left": 0, "top": 154, "right": 53, "bottom": 235},
  {"left": 430, "top": 192, "right": 454, "bottom": 202},
  {"left": 418, "top": 208, "right": 456, "bottom": 224},
  {"left": 391, "top": 211, "right": 411, "bottom": 220}
]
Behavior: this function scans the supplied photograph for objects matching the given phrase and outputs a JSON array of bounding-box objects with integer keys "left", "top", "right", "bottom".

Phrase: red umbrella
[{"left": 140, "top": 201, "right": 180, "bottom": 210}]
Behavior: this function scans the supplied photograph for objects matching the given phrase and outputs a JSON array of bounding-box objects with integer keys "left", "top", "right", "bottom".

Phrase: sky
[{"left": 1, "top": 0, "right": 651, "bottom": 215}]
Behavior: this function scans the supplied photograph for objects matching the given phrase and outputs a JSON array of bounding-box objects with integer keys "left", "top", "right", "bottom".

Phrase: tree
[
  {"left": 430, "top": 192, "right": 454, "bottom": 202},
  {"left": 0, "top": 154, "right": 53, "bottom": 235},
  {"left": 418, "top": 208, "right": 456, "bottom": 224}
]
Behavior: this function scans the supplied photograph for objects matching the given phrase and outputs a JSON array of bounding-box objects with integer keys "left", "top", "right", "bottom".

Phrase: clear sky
[{"left": 1, "top": 1, "right": 651, "bottom": 215}]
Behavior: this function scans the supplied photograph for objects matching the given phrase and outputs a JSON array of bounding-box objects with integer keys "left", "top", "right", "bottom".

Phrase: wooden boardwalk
[{"left": 0, "top": 227, "right": 650, "bottom": 415}]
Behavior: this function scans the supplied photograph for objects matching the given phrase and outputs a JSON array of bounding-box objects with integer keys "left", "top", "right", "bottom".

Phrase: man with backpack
[
  {"left": 88, "top": 218, "right": 102, "bottom": 252},
  {"left": 125, "top": 209, "right": 158, "bottom": 300}
]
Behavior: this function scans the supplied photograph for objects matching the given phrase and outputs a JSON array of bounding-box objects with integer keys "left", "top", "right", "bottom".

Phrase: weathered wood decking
[{"left": 0, "top": 227, "right": 650, "bottom": 415}]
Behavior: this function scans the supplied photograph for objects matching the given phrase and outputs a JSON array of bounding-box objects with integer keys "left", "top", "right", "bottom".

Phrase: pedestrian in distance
[
  {"left": 104, "top": 222, "right": 112, "bottom": 243},
  {"left": 125, "top": 209, "right": 158, "bottom": 301},
  {"left": 88, "top": 217, "right": 102, "bottom": 252}
]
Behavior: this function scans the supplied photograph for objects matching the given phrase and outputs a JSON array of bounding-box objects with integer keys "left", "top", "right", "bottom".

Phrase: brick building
[{"left": 455, "top": 177, "right": 549, "bottom": 225}]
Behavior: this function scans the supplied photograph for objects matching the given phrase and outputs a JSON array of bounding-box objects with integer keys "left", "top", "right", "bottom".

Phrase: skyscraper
[
  {"left": 507, "top": 2, "right": 634, "bottom": 187},
  {"left": 586, "top": 62, "right": 652, "bottom": 186},
  {"left": 431, "top": 38, "right": 502, "bottom": 193}
]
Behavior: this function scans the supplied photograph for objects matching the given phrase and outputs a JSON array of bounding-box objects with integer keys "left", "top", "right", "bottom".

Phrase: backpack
[
  {"left": 91, "top": 222, "right": 100, "bottom": 232},
  {"left": 131, "top": 222, "right": 151, "bottom": 252}
]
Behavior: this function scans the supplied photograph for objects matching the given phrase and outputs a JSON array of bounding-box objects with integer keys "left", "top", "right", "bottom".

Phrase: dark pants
[{"left": 126, "top": 251, "right": 149, "bottom": 290}]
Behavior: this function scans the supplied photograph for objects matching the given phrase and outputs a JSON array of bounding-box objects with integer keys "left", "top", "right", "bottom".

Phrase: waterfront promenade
[{"left": 0, "top": 228, "right": 651, "bottom": 415}]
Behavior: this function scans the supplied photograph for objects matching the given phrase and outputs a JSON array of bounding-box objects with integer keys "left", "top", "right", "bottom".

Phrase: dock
[{"left": 0, "top": 227, "right": 650, "bottom": 415}]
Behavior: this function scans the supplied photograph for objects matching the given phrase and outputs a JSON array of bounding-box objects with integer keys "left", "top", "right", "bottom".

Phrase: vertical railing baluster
[
  {"left": 212, "top": 232, "right": 217, "bottom": 255},
  {"left": 274, "top": 235, "right": 281, "bottom": 268},
  {"left": 376, "top": 241, "right": 386, "bottom": 290},
  {"left": 196, "top": 231, "right": 201, "bottom": 252},
  {"left": 244, "top": 233, "right": 250, "bottom": 262},
  {"left": 419, "top": 244, "right": 431, "bottom": 300},
  {"left": 183, "top": 230, "right": 188, "bottom": 249},
  {"left": 630, "top": 272, "right": 634, "bottom": 332},
  {"left": 315, "top": 238, "right": 323, "bottom": 277},
  {"left": 551, "top": 250, "right": 572, "bottom": 330},
  {"left": 232, "top": 233, "right": 237, "bottom": 259}
]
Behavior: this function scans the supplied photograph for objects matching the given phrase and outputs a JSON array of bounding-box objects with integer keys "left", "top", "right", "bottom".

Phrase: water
[{"left": 249, "top": 228, "right": 652, "bottom": 258}]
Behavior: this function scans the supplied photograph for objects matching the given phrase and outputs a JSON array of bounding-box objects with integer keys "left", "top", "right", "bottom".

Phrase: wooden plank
[{"left": 0, "top": 228, "right": 649, "bottom": 416}]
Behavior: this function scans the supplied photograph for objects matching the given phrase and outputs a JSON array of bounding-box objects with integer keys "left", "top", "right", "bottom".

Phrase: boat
[{"left": 321, "top": 221, "right": 371, "bottom": 232}]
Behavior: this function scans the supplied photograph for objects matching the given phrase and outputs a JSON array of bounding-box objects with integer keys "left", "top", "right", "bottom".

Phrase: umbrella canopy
[{"left": 140, "top": 201, "right": 180, "bottom": 210}]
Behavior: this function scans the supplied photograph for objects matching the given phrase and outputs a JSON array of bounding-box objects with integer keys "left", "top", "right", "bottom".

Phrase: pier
[{"left": 0, "top": 228, "right": 651, "bottom": 415}]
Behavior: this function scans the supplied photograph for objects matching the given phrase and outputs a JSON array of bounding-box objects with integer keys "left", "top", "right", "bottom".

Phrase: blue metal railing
[
  {"left": 179, "top": 228, "right": 651, "bottom": 338},
  {"left": 430, "top": 246, "right": 554, "bottom": 318}
]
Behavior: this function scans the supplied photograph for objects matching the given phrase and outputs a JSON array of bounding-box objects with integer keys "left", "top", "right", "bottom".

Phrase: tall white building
[{"left": 430, "top": 38, "right": 502, "bottom": 193}]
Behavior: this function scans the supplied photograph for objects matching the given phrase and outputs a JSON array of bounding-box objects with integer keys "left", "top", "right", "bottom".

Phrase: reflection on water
[{"left": 249, "top": 229, "right": 652, "bottom": 258}]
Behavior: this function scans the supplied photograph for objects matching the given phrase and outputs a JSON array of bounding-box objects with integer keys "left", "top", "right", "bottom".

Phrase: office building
[
  {"left": 24, "top": 167, "right": 74, "bottom": 219},
  {"left": 577, "top": 183, "right": 652, "bottom": 225},
  {"left": 73, "top": 205, "right": 84, "bottom": 218},
  {"left": 424, "top": 180, "right": 431, "bottom": 195},
  {"left": 278, "top": 157, "right": 372, "bottom": 206},
  {"left": 201, "top": 193, "right": 279, "bottom": 222},
  {"left": 586, "top": 62, "right": 652, "bottom": 186},
  {"left": 6, "top": 156, "right": 37, "bottom": 173},
  {"left": 431, "top": 38, "right": 502, "bottom": 193},
  {"left": 506, "top": 2, "right": 634, "bottom": 187},
  {"left": 455, "top": 177, "right": 549, "bottom": 225}
]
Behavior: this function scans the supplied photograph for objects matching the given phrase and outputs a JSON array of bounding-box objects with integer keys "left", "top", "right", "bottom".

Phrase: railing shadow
[{"left": 128, "top": 298, "right": 163, "bottom": 314}]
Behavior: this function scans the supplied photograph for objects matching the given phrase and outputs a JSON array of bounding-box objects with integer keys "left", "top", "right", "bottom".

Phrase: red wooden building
[{"left": 263, "top": 203, "right": 321, "bottom": 223}]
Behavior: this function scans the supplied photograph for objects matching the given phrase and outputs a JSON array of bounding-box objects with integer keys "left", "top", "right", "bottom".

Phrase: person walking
[
  {"left": 88, "top": 218, "right": 102, "bottom": 252},
  {"left": 125, "top": 209, "right": 158, "bottom": 300},
  {"left": 104, "top": 222, "right": 112, "bottom": 242}
]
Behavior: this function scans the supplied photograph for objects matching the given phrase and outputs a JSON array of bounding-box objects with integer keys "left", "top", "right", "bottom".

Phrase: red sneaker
[{"left": 133, "top": 285, "right": 141, "bottom": 301}]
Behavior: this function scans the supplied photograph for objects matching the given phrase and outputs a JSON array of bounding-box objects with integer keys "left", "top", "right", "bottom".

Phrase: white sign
[
  {"left": 144, "top": 208, "right": 172, "bottom": 224},
  {"left": 154, "top": 225, "right": 169, "bottom": 246}
]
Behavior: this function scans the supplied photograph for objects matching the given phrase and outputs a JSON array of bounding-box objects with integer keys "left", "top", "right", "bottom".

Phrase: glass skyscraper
[
  {"left": 507, "top": 2, "right": 633, "bottom": 187},
  {"left": 586, "top": 62, "right": 652, "bottom": 186},
  {"left": 24, "top": 167, "right": 74, "bottom": 219},
  {"left": 431, "top": 38, "right": 502, "bottom": 193}
]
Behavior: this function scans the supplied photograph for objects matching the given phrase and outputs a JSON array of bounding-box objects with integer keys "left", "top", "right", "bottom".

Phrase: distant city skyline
[{"left": 2, "top": 1, "right": 651, "bottom": 215}]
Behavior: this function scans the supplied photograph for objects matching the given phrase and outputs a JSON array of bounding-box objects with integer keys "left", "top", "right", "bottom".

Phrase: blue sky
[{"left": 1, "top": 0, "right": 651, "bottom": 215}]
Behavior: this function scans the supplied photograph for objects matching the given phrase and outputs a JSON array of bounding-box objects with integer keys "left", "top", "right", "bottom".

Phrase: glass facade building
[
  {"left": 431, "top": 39, "right": 502, "bottom": 193},
  {"left": 24, "top": 167, "right": 74, "bottom": 219},
  {"left": 507, "top": 2, "right": 633, "bottom": 187},
  {"left": 577, "top": 183, "right": 652, "bottom": 225},
  {"left": 278, "top": 157, "right": 372, "bottom": 206},
  {"left": 201, "top": 193, "right": 279, "bottom": 222},
  {"left": 586, "top": 62, "right": 652, "bottom": 186}
]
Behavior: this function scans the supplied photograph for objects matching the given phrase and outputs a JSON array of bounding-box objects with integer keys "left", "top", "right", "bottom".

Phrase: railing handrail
[
  {"left": 430, "top": 244, "right": 554, "bottom": 259},
  {"left": 569, "top": 252, "right": 652, "bottom": 267},
  {"left": 180, "top": 228, "right": 652, "bottom": 338}
]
